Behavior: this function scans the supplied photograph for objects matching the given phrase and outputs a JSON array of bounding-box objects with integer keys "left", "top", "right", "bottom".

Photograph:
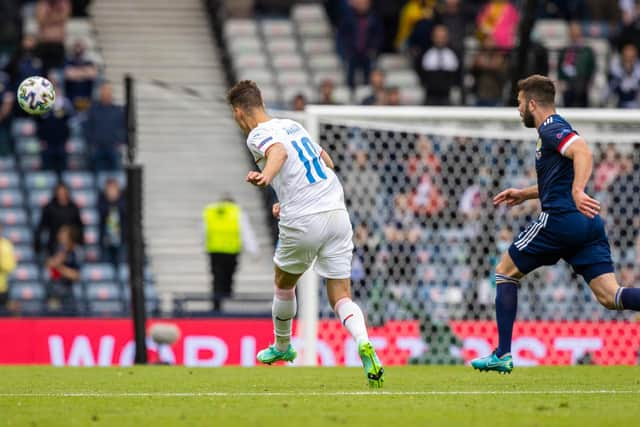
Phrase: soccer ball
[{"left": 17, "top": 76, "right": 56, "bottom": 115}]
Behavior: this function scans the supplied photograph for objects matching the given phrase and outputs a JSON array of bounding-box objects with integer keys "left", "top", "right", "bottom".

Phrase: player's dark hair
[
  {"left": 227, "top": 80, "right": 264, "bottom": 111},
  {"left": 517, "top": 75, "right": 555, "bottom": 106}
]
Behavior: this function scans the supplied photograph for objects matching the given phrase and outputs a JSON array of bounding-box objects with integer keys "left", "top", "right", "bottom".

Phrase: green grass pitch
[{"left": 0, "top": 366, "right": 638, "bottom": 427}]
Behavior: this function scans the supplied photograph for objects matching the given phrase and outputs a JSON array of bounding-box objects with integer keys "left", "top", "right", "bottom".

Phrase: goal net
[{"left": 293, "top": 106, "right": 640, "bottom": 367}]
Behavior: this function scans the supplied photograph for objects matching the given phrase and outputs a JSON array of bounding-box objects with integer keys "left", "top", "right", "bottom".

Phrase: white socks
[
  {"left": 273, "top": 286, "right": 297, "bottom": 351},
  {"left": 334, "top": 297, "right": 369, "bottom": 346}
]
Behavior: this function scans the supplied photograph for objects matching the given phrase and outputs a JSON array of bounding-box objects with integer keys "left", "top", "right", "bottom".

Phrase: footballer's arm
[
  {"left": 246, "top": 143, "right": 287, "bottom": 187},
  {"left": 320, "top": 149, "right": 335, "bottom": 170},
  {"left": 563, "top": 137, "right": 600, "bottom": 218}
]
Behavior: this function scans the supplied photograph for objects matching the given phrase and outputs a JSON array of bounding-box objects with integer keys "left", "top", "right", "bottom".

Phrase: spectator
[
  {"left": 46, "top": 224, "right": 81, "bottom": 314},
  {"left": 471, "top": 37, "right": 508, "bottom": 106},
  {"left": 36, "top": 76, "right": 74, "bottom": 175},
  {"left": 64, "top": 39, "right": 98, "bottom": 112},
  {"left": 318, "top": 79, "right": 339, "bottom": 105},
  {"left": 0, "top": 0, "right": 21, "bottom": 65},
  {"left": 406, "top": 4, "right": 438, "bottom": 69},
  {"left": 617, "top": 1, "right": 640, "bottom": 50},
  {"left": 607, "top": 154, "right": 640, "bottom": 252},
  {"left": 396, "top": 0, "right": 437, "bottom": 50},
  {"left": 608, "top": 43, "right": 640, "bottom": 108},
  {"left": 35, "top": 183, "right": 84, "bottom": 257},
  {"left": 0, "top": 70, "right": 14, "bottom": 156},
  {"left": 437, "top": 0, "right": 467, "bottom": 55},
  {"left": 35, "top": 0, "right": 71, "bottom": 73},
  {"left": 420, "top": 25, "right": 460, "bottom": 105},
  {"left": 558, "top": 22, "right": 595, "bottom": 107},
  {"left": 476, "top": 0, "right": 519, "bottom": 50},
  {"left": 342, "top": 149, "right": 382, "bottom": 226},
  {"left": 361, "top": 69, "right": 386, "bottom": 105},
  {"left": 84, "top": 82, "right": 126, "bottom": 171},
  {"left": 351, "top": 222, "right": 380, "bottom": 299},
  {"left": 338, "top": 0, "right": 383, "bottom": 89},
  {"left": 407, "top": 135, "right": 441, "bottom": 179},
  {"left": 291, "top": 93, "right": 306, "bottom": 111},
  {"left": 98, "top": 178, "right": 126, "bottom": 269},
  {"left": 384, "top": 86, "right": 401, "bottom": 105},
  {"left": 594, "top": 144, "right": 621, "bottom": 193},
  {"left": 202, "top": 195, "right": 257, "bottom": 311},
  {"left": 0, "top": 223, "right": 17, "bottom": 311},
  {"left": 7, "top": 35, "right": 43, "bottom": 92}
]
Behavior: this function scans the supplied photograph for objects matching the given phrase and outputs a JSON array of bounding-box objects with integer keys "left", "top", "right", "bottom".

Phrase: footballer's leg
[
  {"left": 471, "top": 250, "right": 523, "bottom": 374},
  {"left": 256, "top": 266, "right": 300, "bottom": 365},
  {"left": 327, "top": 278, "right": 384, "bottom": 388},
  {"left": 589, "top": 273, "right": 640, "bottom": 311}
]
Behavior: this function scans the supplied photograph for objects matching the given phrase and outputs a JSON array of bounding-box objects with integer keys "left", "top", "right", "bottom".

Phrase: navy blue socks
[{"left": 495, "top": 274, "right": 520, "bottom": 358}]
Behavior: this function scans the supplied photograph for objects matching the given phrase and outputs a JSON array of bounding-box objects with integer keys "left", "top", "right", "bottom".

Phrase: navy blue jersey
[{"left": 535, "top": 114, "right": 580, "bottom": 213}]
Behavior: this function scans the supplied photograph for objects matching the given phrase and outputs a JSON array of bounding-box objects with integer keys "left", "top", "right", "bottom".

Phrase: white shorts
[{"left": 274, "top": 209, "right": 353, "bottom": 279}]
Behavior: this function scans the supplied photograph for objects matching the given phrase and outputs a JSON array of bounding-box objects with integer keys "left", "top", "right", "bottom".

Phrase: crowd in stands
[
  {"left": 226, "top": 0, "right": 640, "bottom": 109},
  {"left": 0, "top": 0, "right": 133, "bottom": 316}
]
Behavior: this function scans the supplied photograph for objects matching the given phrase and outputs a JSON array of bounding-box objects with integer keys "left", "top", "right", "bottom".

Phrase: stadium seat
[
  {"left": 97, "top": 171, "right": 126, "bottom": 190},
  {"left": 66, "top": 137, "right": 88, "bottom": 155},
  {"left": 223, "top": 19, "right": 258, "bottom": 40},
  {"left": 0, "top": 208, "right": 28, "bottom": 226},
  {"left": 265, "top": 38, "right": 297, "bottom": 54},
  {"left": 28, "top": 189, "right": 52, "bottom": 208},
  {"left": 80, "top": 208, "right": 99, "bottom": 226},
  {"left": 84, "top": 245, "right": 101, "bottom": 263},
  {"left": 331, "top": 86, "right": 352, "bottom": 104},
  {"left": 532, "top": 19, "right": 569, "bottom": 49},
  {"left": 378, "top": 54, "right": 411, "bottom": 71},
  {"left": 228, "top": 36, "right": 263, "bottom": 55},
  {"left": 10, "top": 118, "right": 36, "bottom": 138},
  {"left": 10, "top": 263, "right": 40, "bottom": 282},
  {"left": 276, "top": 70, "right": 309, "bottom": 87},
  {"left": 0, "top": 189, "right": 25, "bottom": 208},
  {"left": 271, "top": 53, "right": 305, "bottom": 70},
  {"left": 86, "top": 281, "right": 122, "bottom": 301},
  {"left": 258, "top": 84, "right": 281, "bottom": 106},
  {"left": 71, "top": 189, "right": 97, "bottom": 208},
  {"left": 301, "top": 38, "right": 334, "bottom": 56},
  {"left": 67, "top": 155, "right": 88, "bottom": 171},
  {"left": 307, "top": 54, "right": 341, "bottom": 72},
  {"left": 385, "top": 70, "right": 420, "bottom": 88},
  {"left": 0, "top": 171, "right": 20, "bottom": 189},
  {"left": 354, "top": 85, "right": 373, "bottom": 103},
  {"left": 63, "top": 171, "right": 95, "bottom": 190},
  {"left": 0, "top": 156, "right": 16, "bottom": 171},
  {"left": 237, "top": 69, "right": 275, "bottom": 86},
  {"left": 8, "top": 282, "right": 46, "bottom": 314},
  {"left": 18, "top": 154, "right": 42, "bottom": 171},
  {"left": 260, "top": 20, "right": 294, "bottom": 37},
  {"left": 4, "top": 226, "right": 33, "bottom": 246},
  {"left": 282, "top": 86, "right": 315, "bottom": 105},
  {"left": 13, "top": 245, "right": 35, "bottom": 263},
  {"left": 118, "top": 264, "right": 155, "bottom": 285},
  {"left": 88, "top": 299, "right": 125, "bottom": 316},
  {"left": 292, "top": 3, "right": 327, "bottom": 23},
  {"left": 232, "top": 53, "right": 268, "bottom": 71},
  {"left": 25, "top": 171, "right": 58, "bottom": 191},
  {"left": 81, "top": 263, "right": 116, "bottom": 282},
  {"left": 296, "top": 21, "right": 331, "bottom": 38},
  {"left": 400, "top": 87, "right": 424, "bottom": 105},
  {"left": 16, "top": 138, "right": 41, "bottom": 155},
  {"left": 312, "top": 71, "right": 346, "bottom": 86},
  {"left": 84, "top": 227, "right": 99, "bottom": 246}
]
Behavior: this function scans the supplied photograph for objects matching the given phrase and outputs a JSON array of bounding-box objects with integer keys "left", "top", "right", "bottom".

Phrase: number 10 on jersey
[{"left": 291, "top": 137, "right": 327, "bottom": 184}]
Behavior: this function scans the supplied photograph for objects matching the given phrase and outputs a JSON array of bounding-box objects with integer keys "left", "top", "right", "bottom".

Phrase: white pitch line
[{"left": 0, "top": 390, "right": 638, "bottom": 398}]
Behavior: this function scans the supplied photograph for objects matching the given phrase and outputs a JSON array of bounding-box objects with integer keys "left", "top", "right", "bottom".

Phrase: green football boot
[
  {"left": 256, "top": 344, "right": 297, "bottom": 365},
  {"left": 471, "top": 350, "right": 513, "bottom": 374},
  {"left": 358, "top": 341, "right": 384, "bottom": 388}
]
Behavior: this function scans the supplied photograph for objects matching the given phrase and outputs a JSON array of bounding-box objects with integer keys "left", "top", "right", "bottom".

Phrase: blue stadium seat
[
  {"left": 63, "top": 171, "right": 95, "bottom": 190},
  {"left": 25, "top": 171, "right": 58, "bottom": 191},
  {"left": 28, "top": 189, "right": 52, "bottom": 208},
  {"left": 80, "top": 208, "right": 99, "bottom": 226},
  {"left": 66, "top": 137, "right": 87, "bottom": 155},
  {"left": 0, "top": 157, "right": 16, "bottom": 171},
  {"left": 86, "top": 281, "right": 122, "bottom": 301},
  {"left": 18, "top": 154, "right": 42, "bottom": 171},
  {"left": 71, "top": 189, "right": 97, "bottom": 208},
  {"left": 83, "top": 245, "right": 101, "bottom": 263},
  {"left": 9, "top": 281, "right": 46, "bottom": 301},
  {"left": 81, "top": 263, "right": 116, "bottom": 282},
  {"left": 88, "top": 300, "right": 125, "bottom": 316},
  {"left": 84, "top": 227, "right": 99, "bottom": 246},
  {"left": 0, "top": 208, "right": 28, "bottom": 226},
  {"left": 4, "top": 226, "right": 33, "bottom": 245},
  {"left": 67, "top": 155, "right": 88, "bottom": 171},
  {"left": 10, "top": 263, "right": 40, "bottom": 282},
  {"left": 0, "top": 171, "right": 20, "bottom": 188},
  {"left": 97, "top": 171, "right": 126, "bottom": 190},
  {"left": 13, "top": 245, "right": 35, "bottom": 263},
  {"left": 10, "top": 118, "right": 36, "bottom": 138},
  {"left": 118, "top": 264, "right": 155, "bottom": 284},
  {"left": 16, "top": 137, "right": 41, "bottom": 155},
  {"left": 0, "top": 189, "right": 25, "bottom": 208}
]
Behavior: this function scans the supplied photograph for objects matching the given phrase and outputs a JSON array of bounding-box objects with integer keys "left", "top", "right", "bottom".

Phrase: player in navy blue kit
[{"left": 471, "top": 75, "right": 640, "bottom": 373}]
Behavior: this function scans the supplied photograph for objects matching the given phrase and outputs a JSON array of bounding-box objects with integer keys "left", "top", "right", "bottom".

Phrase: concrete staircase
[{"left": 90, "top": 0, "right": 274, "bottom": 312}]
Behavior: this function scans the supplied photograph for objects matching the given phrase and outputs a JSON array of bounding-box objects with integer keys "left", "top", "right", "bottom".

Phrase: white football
[{"left": 17, "top": 76, "right": 56, "bottom": 115}]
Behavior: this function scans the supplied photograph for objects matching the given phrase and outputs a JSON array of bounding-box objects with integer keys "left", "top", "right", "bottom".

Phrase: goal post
[{"left": 292, "top": 105, "right": 640, "bottom": 367}]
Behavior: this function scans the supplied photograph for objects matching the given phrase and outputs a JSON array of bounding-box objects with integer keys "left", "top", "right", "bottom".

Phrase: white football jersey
[{"left": 246, "top": 118, "right": 346, "bottom": 224}]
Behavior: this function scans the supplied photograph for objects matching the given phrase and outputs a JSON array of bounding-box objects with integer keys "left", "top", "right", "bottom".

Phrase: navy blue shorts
[{"left": 508, "top": 211, "right": 614, "bottom": 283}]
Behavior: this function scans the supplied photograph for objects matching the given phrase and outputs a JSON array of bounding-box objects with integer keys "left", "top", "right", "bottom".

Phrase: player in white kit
[{"left": 227, "top": 80, "right": 384, "bottom": 387}]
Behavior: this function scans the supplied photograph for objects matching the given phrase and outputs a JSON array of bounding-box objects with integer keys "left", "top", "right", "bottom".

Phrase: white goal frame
[{"left": 288, "top": 106, "right": 640, "bottom": 366}]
